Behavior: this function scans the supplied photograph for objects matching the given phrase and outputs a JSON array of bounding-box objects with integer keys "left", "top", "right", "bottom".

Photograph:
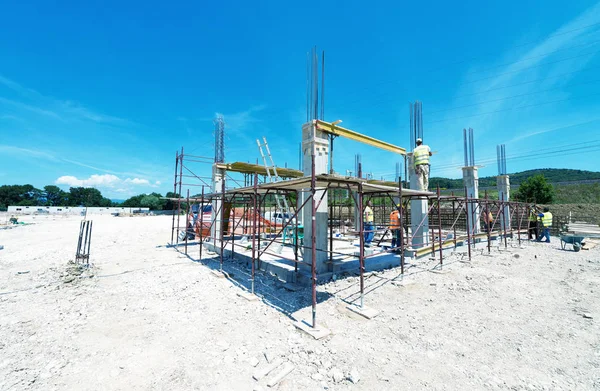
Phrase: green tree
[
  {"left": 44, "top": 185, "right": 68, "bottom": 206},
  {"left": 514, "top": 174, "right": 555, "bottom": 204},
  {"left": 122, "top": 194, "right": 144, "bottom": 208},
  {"left": 140, "top": 194, "right": 161, "bottom": 210},
  {"left": 68, "top": 187, "right": 111, "bottom": 207},
  {"left": 0, "top": 184, "right": 42, "bottom": 208}
]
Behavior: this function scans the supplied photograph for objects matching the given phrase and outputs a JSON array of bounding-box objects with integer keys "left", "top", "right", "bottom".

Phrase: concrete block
[
  {"left": 293, "top": 320, "right": 331, "bottom": 340},
  {"left": 346, "top": 304, "right": 380, "bottom": 319},
  {"left": 237, "top": 291, "right": 259, "bottom": 301}
]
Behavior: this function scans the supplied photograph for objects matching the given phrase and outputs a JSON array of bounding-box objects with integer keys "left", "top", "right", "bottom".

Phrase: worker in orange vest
[{"left": 389, "top": 205, "right": 402, "bottom": 250}]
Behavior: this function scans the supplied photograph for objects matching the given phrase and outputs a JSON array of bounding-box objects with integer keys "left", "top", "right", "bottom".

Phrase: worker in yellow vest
[
  {"left": 413, "top": 138, "right": 432, "bottom": 191},
  {"left": 536, "top": 207, "right": 553, "bottom": 243},
  {"left": 389, "top": 205, "right": 401, "bottom": 250}
]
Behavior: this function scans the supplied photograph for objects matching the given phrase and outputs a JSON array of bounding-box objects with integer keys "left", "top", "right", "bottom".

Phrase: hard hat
[{"left": 416, "top": 138, "right": 422, "bottom": 143}]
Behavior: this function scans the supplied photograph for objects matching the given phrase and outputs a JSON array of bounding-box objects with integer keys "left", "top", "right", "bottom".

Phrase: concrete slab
[
  {"left": 210, "top": 270, "right": 227, "bottom": 278},
  {"left": 293, "top": 320, "right": 331, "bottom": 340},
  {"left": 346, "top": 304, "right": 380, "bottom": 319},
  {"left": 237, "top": 291, "right": 259, "bottom": 301}
]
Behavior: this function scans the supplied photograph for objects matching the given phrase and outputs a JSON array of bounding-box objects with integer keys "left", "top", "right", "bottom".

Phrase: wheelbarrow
[{"left": 559, "top": 234, "right": 585, "bottom": 252}]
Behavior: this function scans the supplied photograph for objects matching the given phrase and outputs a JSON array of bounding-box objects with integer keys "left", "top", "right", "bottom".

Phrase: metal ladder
[
  {"left": 256, "top": 137, "right": 292, "bottom": 218},
  {"left": 257, "top": 137, "right": 294, "bottom": 252}
]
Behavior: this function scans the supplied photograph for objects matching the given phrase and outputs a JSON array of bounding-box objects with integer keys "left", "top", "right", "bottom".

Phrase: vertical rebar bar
[
  {"left": 410, "top": 103, "right": 414, "bottom": 148},
  {"left": 464, "top": 186, "right": 471, "bottom": 261},
  {"left": 176, "top": 147, "right": 184, "bottom": 244},
  {"left": 294, "top": 190, "right": 299, "bottom": 274},
  {"left": 185, "top": 189, "right": 190, "bottom": 255},
  {"left": 220, "top": 179, "right": 225, "bottom": 272},
  {"left": 501, "top": 193, "right": 508, "bottom": 249},
  {"left": 451, "top": 192, "right": 457, "bottom": 248},
  {"left": 311, "top": 154, "right": 317, "bottom": 328},
  {"left": 485, "top": 190, "right": 491, "bottom": 254},
  {"left": 469, "top": 128, "right": 475, "bottom": 166},
  {"left": 171, "top": 150, "right": 179, "bottom": 244},
  {"left": 199, "top": 186, "right": 204, "bottom": 261},
  {"left": 83, "top": 220, "right": 90, "bottom": 259},
  {"left": 321, "top": 50, "right": 325, "bottom": 120},
  {"left": 252, "top": 174, "right": 258, "bottom": 295},
  {"left": 231, "top": 195, "right": 235, "bottom": 258},
  {"left": 313, "top": 47, "right": 318, "bottom": 122},
  {"left": 76, "top": 220, "right": 83, "bottom": 258},
  {"left": 437, "top": 185, "right": 443, "bottom": 266},
  {"left": 398, "top": 176, "right": 404, "bottom": 274},
  {"left": 87, "top": 221, "right": 93, "bottom": 265},
  {"left": 306, "top": 52, "right": 309, "bottom": 122},
  {"left": 463, "top": 129, "right": 468, "bottom": 167},
  {"left": 329, "top": 196, "right": 333, "bottom": 266},
  {"left": 358, "top": 180, "right": 365, "bottom": 309}
]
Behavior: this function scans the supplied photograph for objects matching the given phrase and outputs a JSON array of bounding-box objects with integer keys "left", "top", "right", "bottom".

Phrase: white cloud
[
  {"left": 56, "top": 174, "right": 121, "bottom": 187},
  {"left": 55, "top": 174, "right": 158, "bottom": 190},
  {"left": 125, "top": 178, "right": 150, "bottom": 185}
]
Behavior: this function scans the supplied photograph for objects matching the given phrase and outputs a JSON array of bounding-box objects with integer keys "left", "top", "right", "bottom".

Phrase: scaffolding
[{"left": 168, "top": 150, "right": 535, "bottom": 330}]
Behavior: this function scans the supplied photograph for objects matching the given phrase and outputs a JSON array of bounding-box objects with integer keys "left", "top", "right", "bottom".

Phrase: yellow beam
[
  {"left": 215, "top": 162, "right": 303, "bottom": 178},
  {"left": 315, "top": 119, "right": 406, "bottom": 155}
]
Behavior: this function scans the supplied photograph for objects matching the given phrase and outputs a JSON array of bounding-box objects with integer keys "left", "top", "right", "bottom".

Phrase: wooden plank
[
  {"left": 252, "top": 358, "right": 283, "bottom": 381},
  {"left": 267, "top": 362, "right": 295, "bottom": 388}
]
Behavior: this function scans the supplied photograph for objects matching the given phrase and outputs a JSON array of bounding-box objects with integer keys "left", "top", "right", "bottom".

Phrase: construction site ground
[{"left": 1, "top": 214, "right": 599, "bottom": 390}]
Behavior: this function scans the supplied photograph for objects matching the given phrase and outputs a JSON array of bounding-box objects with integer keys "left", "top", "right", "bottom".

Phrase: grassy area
[{"left": 554, "top": 183, "right": 600, "bottom": 204}]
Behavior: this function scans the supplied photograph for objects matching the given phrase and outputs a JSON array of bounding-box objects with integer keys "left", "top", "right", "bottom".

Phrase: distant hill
[{"left": 430, "top": 168, "right": 600, "bottom": 190}]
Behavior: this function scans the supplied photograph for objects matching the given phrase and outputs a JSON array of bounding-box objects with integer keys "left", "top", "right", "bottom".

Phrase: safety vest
[
  {"left": 413, "top": 145, "right": 430, "bottom": 167},
  {"left": 364, "top": 206, "right": 374, "bottom": 223},
  {"left": 389, "top": 211, "right": 400, "bottom": 229},
  {"left": 529, "top": 212, "right": 537, "bottom": 222},
  {"left": 541, "top": 212, "right": 553, "bottom": 228}
]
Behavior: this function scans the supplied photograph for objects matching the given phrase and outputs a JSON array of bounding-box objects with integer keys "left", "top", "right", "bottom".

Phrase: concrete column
[
  {"left": 211, "top": 165, "right": 225, "bottom": 245},
  {"left": 462, "top": 166, "right": 480, "bottom": 235},
  {"left": 301, "top": 121, "right": 329, "bottom": 274},
  {"left": 408, "top": 155, "right": 429, "bottom": 248},
  {"left": 497, "top": 175, "right": 510, "bottom": 231}
]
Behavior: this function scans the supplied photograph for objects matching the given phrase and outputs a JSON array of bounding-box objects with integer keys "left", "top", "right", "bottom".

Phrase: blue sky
[{"left": 1, "top": 0, "right": 600, "bottom": 198}]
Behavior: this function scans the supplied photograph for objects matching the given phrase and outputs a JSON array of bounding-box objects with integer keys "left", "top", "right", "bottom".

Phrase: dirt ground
[{"left": 1, "top": 214, "right": 599, "bottom": 390}]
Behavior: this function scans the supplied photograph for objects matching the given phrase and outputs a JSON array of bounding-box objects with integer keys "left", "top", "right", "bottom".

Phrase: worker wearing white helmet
[{"left": 413, "top": 138, "right": 432, "bottom": 191}]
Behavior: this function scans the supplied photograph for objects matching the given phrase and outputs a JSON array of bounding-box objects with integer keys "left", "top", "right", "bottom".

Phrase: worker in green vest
[
  {"left": 536, "top": 207, "right": 553, "bottom": 243},
  {"left": 413, "top": 138, "right": 432, "bottom": 191}
]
